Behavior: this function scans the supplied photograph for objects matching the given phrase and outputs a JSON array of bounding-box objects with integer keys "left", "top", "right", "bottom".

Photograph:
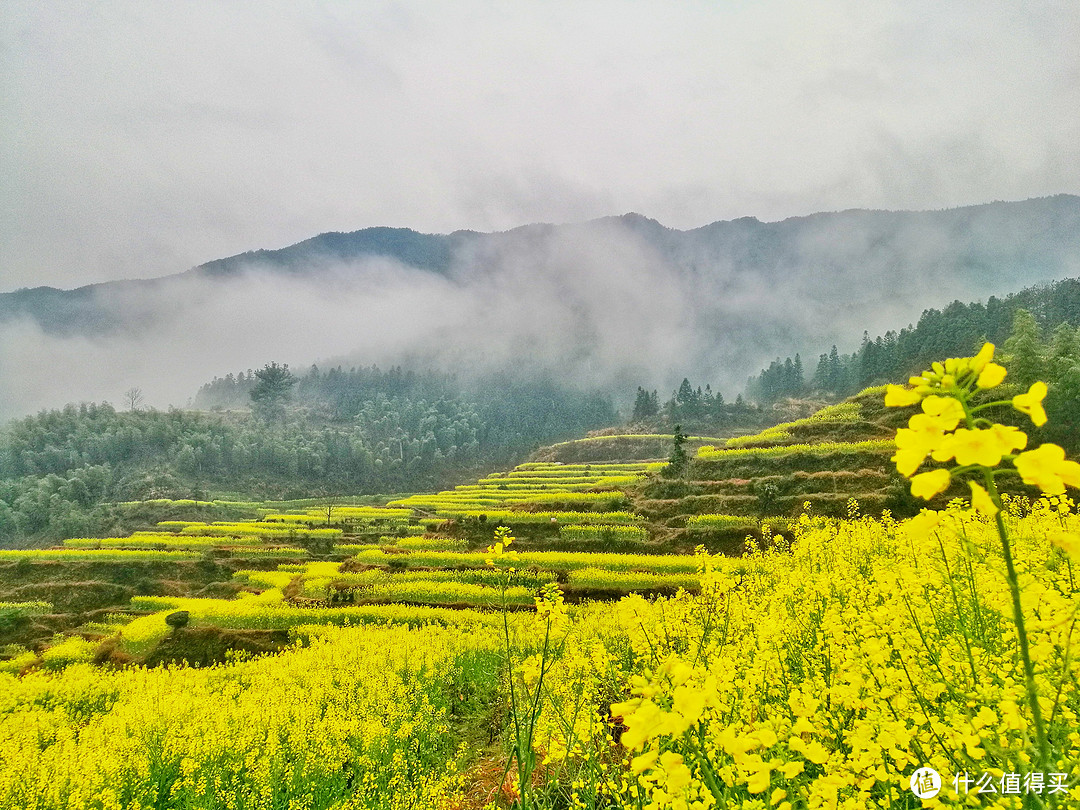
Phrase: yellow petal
[
  {"left": 1013, "top": 381, "right": 1049, "bottom": 427},
  {"left": 911, "top": 469, "right": 951, "bottom": 499},
  {"left": 631, "top": 749, "right": 658, "bottom": 775},
  {"left": 779, "top": 760, "right": 805, "bottom": 778},
  {"left": 1014, "top": 443, "right": 1069, "bottom": 495},
  {"left": 968, "top": 482, "right": 999, "bottom": 516},
  {"left": 976, "top": 362, "right": 1007, "bottom": 388},
  {"left": 971, "top": 342, "right": 995, "bottom": 373},
  {"left": 884, "top": 385, "right": 922, "bottom": 407},
  {"left": 920, "top": 395, "right": 964, "bottom": 430},
  {"left": 1050, "top": 531, "right": 1080, "bottom": 560},
  {"left": 891, "top": 445, "right": 930, "bottom": 478}
]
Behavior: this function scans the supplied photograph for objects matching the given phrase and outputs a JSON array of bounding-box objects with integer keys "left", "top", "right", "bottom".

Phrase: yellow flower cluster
[
  {"left": 0, "top": 624, "right": 500, "bottom": 809},
  {"left": 534, "top": 581, "right": 568, "bottom": 630},
  {"left": 885, "top": 343, "right": 1079, "bottom": 502},
  {"left": 537, "top": 504, "right": 1079, "bottom": 809}
]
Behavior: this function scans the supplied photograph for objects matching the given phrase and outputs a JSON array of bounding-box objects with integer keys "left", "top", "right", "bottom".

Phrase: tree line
[
  {"left": 0, "top": 373, "right": 616, "bottom": 543},
  {"left": 629, "top": 379, "right": 767, "bottom": 433},
  {"left": 745, "top": 277, "right": 1080, "bottom": 404}
]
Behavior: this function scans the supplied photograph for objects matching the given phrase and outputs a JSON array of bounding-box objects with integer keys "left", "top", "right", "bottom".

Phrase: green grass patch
[
  {"left": 559, "top": 524, "right": 649, "bottom": 542},
  {"left": 685, "top": 514, "right": 757, "bottom": 530},
  {"left": 394, "top": 536, "right": 468, "bottom": 552}
]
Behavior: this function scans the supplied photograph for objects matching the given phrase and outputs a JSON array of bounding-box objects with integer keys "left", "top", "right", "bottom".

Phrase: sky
[{"left": 2, "top": 0, "right": 1078, "bottom": 292}]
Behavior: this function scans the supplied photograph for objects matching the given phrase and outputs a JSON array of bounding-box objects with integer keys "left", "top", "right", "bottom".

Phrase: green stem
[
  {"left": 969, "top": 399, "right": 1014, "bottom": 414},
  {"left": 984, "top": 471, "right": 1051, "bottom": 773}
]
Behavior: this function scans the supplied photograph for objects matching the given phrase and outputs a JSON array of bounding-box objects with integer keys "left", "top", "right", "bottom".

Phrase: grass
[
  {"left": 559, "top": 524, "right": 649, "bottom": 542},
  {"left": 394, "top": 536, "right": 468, "bottom": 552},
  {"left": 685, "top": 514, "right": 757, "bottom": 529}
]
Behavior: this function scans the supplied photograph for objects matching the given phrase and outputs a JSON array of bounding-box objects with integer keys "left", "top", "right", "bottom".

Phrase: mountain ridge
[
  {"left": 5, "top": 194, "right": 1075, "bottom": 298},
  {"left": 2, "top": 194, "right": 1078, "bottom": 419}
]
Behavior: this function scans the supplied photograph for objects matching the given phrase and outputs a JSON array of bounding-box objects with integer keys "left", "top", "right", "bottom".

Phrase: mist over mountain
[{"left": 1, "top": 195, "right": 1077, "bottom": 419}]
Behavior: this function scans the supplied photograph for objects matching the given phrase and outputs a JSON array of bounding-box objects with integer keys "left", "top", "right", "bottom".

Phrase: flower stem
[{"left": 984, "top": 471, "right": 1051, "bottom": 772}]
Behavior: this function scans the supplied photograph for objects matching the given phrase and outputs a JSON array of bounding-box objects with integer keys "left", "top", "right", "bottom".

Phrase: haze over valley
[{"left": 2, "top": 195, "right": 1077, "bottom": 419}]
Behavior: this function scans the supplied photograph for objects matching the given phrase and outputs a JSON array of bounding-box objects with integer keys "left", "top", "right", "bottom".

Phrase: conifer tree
[
  {"left": 1004, "top": 310, "right": 1044, "bottom": 388},
  {"left": 251, "top": 362, "right": 297, "bottom": 421}
]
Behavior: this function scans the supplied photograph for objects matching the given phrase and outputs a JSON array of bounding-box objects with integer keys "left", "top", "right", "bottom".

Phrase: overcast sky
[{"left": 1, "top": 0, "right": 1078, "bottom": 292}]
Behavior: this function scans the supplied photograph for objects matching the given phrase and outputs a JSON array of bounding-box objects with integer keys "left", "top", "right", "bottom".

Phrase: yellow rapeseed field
[{"left": 1, "top": 345, "right": 1077, "bottom": 808}]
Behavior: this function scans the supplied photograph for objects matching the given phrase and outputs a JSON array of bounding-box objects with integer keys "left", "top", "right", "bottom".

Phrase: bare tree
[
  {"left": 321, "top": 493, "right": 340, "bottom": 527},
  {"left": 123, "top": 387, "right": 144, "bottom": 411}
]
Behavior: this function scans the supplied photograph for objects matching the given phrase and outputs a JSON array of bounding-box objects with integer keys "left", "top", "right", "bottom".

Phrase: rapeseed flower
[
  {"left": 1014, "top": 443, "right": 1080, "bottom": 495},
  {"left": 1013, "top": 381, "right": 1049, "bottom": 426},
  {"left": 910, "top": 468, "right": 951, "bottom": 499},
  {"left": 968, "top": 481, "right": 999, "bottom": 516}
]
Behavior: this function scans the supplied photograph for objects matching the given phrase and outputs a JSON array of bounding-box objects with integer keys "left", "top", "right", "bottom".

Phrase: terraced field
[
  {"left": 0, "top": 412, "right": 910, "bottom": 651},
  {"left": 0, "top": 461, "right": 671, "bottom": 650}
]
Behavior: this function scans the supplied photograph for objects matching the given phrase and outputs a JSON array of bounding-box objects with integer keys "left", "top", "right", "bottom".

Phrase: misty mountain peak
[{"left": 1, "top": 195, "right": 1078, "bottom": 421}]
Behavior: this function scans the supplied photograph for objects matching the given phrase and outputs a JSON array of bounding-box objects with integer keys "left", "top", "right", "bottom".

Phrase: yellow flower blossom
[
  {"left": 1012, "top": 381, "right": 1048, "bottom": 426},
  {"left": 976, "top": 362, "right": 1007, "bottom": 388},
  {"left": 904, "top": 510, "right": 948, "bottom": 543},
  {"left": 789, "top": 736, "right": 830, "bottom": 765},
  {"left": 613, "top": 698, "right": 668, "bottom": 750},
  {"left": 779, "top": 761, "right": 805, "bottom": 778},
  {"left": 891, "top": 445, "right": 929, "bottom": 478},
  {"left": 1014, "top": 443, "right": 1080, "bottom": 495},
  {"left": 970, "top": 342, "right": 995, "bottom": 373},
  {"left": 910, "top": 469, "right": 951, "bottom": 499},
  {"left": 1049, "top": 531, "right": 1080, "bottom": 560},
  {"left": 968, "top": 482, "right": 999, "bottom": 516},
  {"left": 658, "top": 751, "right": 692, "bottom": 792},
  {"left": 932, "top": 427, "right": 1017, "bottom": 468},
  {"left": 743, "top": 755, "right": 773, "bottom": 793},
  {"left": 884, "top": 384, "right": 922, "bottom": 407},
  {"left": 632, "top": 749, "right": 659, "bottom": 775},
  {"left": 892, "top": 413, "right": 955, "bottom": 476},
  {"left": 920, "top": 395, "right": 964, "bottom": 429}
]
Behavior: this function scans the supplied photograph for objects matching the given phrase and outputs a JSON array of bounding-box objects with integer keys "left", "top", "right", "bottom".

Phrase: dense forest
[
  {"left": 0, "top": 372, "right": 615, "bottom": 543},
  {"left": 746, "top": 277, "right": 1080, "bottom": 407}
]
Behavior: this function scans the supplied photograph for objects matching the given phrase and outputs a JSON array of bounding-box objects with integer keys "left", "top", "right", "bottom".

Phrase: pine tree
[
  {"left": 813, "top": 354, "right": 830, "bottom": 391},
  {"left": 662, "top": 424, "right": 690, "bottom": 478},
  {"left": 251, "top": 362, "right": 297, "bottom": 421},
  {"left": 1048, "top": 323, "right": 1080, "bottom": 378},
  {"left": 1004, "top": 310, "right": 1044, "bottom": 388},
  {"left": 828, "top": 345, "right": 842, "bottom": 393},
  {"left": 631, "top": 386, "right": 659, "bottom": 421}
]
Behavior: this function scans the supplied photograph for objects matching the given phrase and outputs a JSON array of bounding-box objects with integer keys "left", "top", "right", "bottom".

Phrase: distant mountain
[
  {"left": 195, "top": 226, "right": 472, "bottom": 279},
  {"left": 1, "top": 195, "right": 1078, "bottom": 417},
  {"left": 3, "top": 196, "right": 1078, "bottom": 338}
]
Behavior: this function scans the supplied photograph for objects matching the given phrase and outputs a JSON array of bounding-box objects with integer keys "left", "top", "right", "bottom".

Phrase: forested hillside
[
  {"left": 0, "top": 373, "right": 615, "bottom": 543},
  {"left": 747, "top": 276, "right": 1080, "bottom": 411}
]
